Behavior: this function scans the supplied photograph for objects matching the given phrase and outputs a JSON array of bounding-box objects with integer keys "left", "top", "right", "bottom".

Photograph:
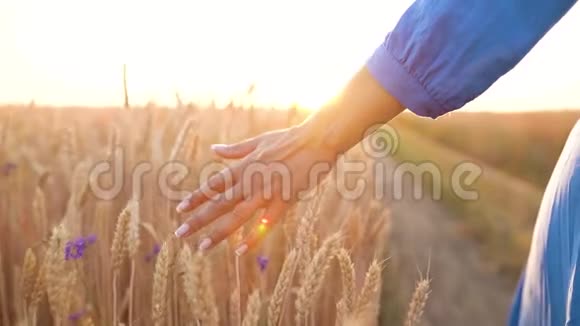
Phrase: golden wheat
[
  {"left": 404, "top": 278, "right": 431, "bottom": 326},
  {"left": 21, "top": 248, "right": 37, "bottom": 306},
  {"left": 1, "top": 108, "right": 401, "bottom": 326},
  {"left": 152, "top": 242, "right": 170, "bottom": 325},
  {"left": 242, "top": 289, "right": 262, "bottom": 326},
  {"left": 111, "top": 204, "right": 131, "bottom": 271},
  {"left": 337, "top": 248, "right": 356, "bottom": 316},
  {"left": 45, "top": 224, "right": 69, "bottom": 320},
  {"left": 268, "top": 249, "right": 298, "bottom": 326},
  {"left": 355, "top": 259, "right": 383, "bottom": 320},
  {"left": 295, "top": 232, "right": 342, "bottom": 325}
]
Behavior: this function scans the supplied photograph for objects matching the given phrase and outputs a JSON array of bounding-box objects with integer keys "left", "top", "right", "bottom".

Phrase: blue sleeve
[{"left": 366, "top": 0, "right": 577, "bottom": 119}]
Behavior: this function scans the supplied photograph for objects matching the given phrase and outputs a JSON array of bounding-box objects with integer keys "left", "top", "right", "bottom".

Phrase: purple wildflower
[
  {"left": 68, "top": 309, "right": 86, "bottom": 321},
  {"left": 65, "top": 240, "right": 84, "bottom": 260},
  {"left": 257, "top": 255, "right": 269, "bottom": 272},
  {"left": 145, "top": 243, "right": 162, "bottom": 262},
  {"left": 75, "top": 237, "right": 86, "bottom": 247},
  {"left": 1, "top": 162, "right": 16, "bottom": 176},
  {"left": 64, "top": 235, "right": 97, "bottom": 260}
]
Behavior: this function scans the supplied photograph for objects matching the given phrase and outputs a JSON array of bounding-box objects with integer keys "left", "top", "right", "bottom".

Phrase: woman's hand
[
  {"left": 174, "top": 123, "right": 338, "bottom": 255},
  {"left": 174, "top": 67, "right": 404, "bottom": 255}
]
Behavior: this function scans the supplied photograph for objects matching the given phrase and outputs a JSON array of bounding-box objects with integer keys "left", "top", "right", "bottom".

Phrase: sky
[{"left": 0, "top": 0, "right": 579, "bottom": 111}]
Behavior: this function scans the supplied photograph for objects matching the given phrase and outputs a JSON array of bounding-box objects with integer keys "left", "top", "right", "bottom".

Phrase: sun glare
[
  {"left": 3, "top": 0, "right": 579, "bottom": 110},
  {"left": 0, "top": 0, "right": 392, "bottom": 109}
]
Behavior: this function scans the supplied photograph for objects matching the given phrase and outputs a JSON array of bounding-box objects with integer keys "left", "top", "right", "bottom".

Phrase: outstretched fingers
[
  {"left": 196, "top": 194, "right": 267, "bottom": 251},
  {"left": 176, "top": 163, "right": 239, "bottom": 213},
  {"left": 174, "top": 183, "right": 244, "bottom": 238}
]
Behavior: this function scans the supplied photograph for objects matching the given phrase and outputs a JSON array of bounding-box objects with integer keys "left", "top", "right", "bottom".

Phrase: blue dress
[
  {"left": 509, "top": 122, "right": 580, "bottom": 325},
  {"left": 365, "top": 1, "right": 580, "bottom": 324}
]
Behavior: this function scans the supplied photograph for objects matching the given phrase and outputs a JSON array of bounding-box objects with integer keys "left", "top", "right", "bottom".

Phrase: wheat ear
[
  {"left": 295, "top": 232, "right": 341, "bottom": 325},
  {"left": 230, "top": 287, "right": 241, "bottom": 326},
  {"left": 169, "top": 117, "right": 195, "bottom": 161},
  {"left": 22, "top": 248, "right": 38, "bottom": 307},
  {"left": 126, "top": 199, "right": 140, "bottom": 326},
  {"left": 242, "top": 289, "right": 262, "bottom": 326},
  {"left": 152, "top": 242, "right": 170, "bottom": 326},
  {"left": 267, "top": 249, "right": 298, "bottom": 326},
  {"left": 404, "top": 278, "right": 431, "bottom": 326},
  {"left": 111, "top": 201, "right": 133, "bottom": 270},
  {"left": 31, "top": 186, "right": 47, "bottom": 238},
  {"left": 355, "top": 259, "right": 382, "bottom": 318},
  {"left": 111, "top": 201, "right": 131, "bottom": 325},
  {"left": 179, "top": 248, "right": 218, "bottom": 325},
  {"left": 336, "top": 248, "right": 356, "bottom": 315},
  {"left": 45, "top": 225, "right": 69, "bottom": 320}
]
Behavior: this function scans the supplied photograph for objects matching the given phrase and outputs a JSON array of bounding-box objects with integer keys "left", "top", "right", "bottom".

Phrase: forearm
[
  {"left": 300, "top": 0, "right": 576, "bottom": 155},
  {"left": 302, "top": 67, "right": 405, "bottom": 155}
]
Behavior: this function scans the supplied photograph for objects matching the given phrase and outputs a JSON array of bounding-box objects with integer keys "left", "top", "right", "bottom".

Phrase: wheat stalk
[
  {"left": 295, "top": 232, "right": 341, "bottom": 326},
  {"left": 111, "top": 202, "right": 131, "bottom": 271},
  {"left": 45, "top": 224, "right": 69, "bottom": 323},
  {"left": 126, "top": 199, "right": 140, "bottom": 326},
  {"left": 30, "top": 250, "right": 47, "bottom": 314},
  {"left": 404, "top": 278, "right": 431, "bottom": 326},
  {"left": 107, "top": 124, "right": 120, "bottom": 159},
  {"left": 202, "top": 264, "right": 219, "bottom": 326},
  {"left": 62, "top": 269, "right": 79, "bottom": 320},
  {"left": 267, "top": 249, "right": 298, "bottom": 326},
  {"left": 242, "top": 289, "right": 261, "bottom": 326},
  {"left": 230, "top": 287, "right": 241, "bottom": 326},
  {"left": 22, "top": 248, "right": 38, "bottom": 307},
  {"left": 180, "top": 249, "right": 218, "bottom": 325},
  {"left": 111, "top": 201, "right": 132, "bottom": 325},
  {"left": 31, "top": 186, "right": 47, "bottom": 238},
  {"left": 179, "top": 246, "right": 202, "bottom": 321},
  {"left": 355, "top": 260, "right": 382, "bottom": 318},
  {"left": 169, "top": 117, "right": 195, "bottom": 161},
  {"left": 295, "top": 190, "right": 324, "bottom": 283},
  {"left": 59, "top": 127, "right": 77, "bottom": 180},
  {"left": 336, "top": 248, "right": 356, "bottom": 319},
  {"left": 125, "top": 199, "right": 140, "bottom": 258},
  {"left": 152, "top": 242, "right": 170, "bottom": 326}
]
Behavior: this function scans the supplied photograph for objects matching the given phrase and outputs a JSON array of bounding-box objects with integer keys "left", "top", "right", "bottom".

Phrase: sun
[{"left": 2, "top": 0, "right": 375, "bottom": 107}]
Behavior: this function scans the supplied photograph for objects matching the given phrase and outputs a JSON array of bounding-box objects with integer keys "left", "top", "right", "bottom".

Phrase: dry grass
[{"left": 0, "top": 106, "right": 429, "bottom": 325}]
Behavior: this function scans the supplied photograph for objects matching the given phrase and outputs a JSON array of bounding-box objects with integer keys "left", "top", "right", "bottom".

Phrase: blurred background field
[{"left": 391, "top": 110, "right": 580, "bottom": 278}]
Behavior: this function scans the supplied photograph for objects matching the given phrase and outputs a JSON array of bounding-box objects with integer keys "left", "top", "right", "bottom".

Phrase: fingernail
[
  {"left": 210, "top": 144, "right": 228, "bottom": 152},
  {"left": 198, "top": 238, "right": 212, "bottom": 251},
  {"left": 176, "top": 200, "right": 189, "bottom": 213},
  {"left": 235, "top": 244, "right": 248, "bottom": 256},
  {"left": 174, "top": 224, "right": 190, "bottom": 238}
]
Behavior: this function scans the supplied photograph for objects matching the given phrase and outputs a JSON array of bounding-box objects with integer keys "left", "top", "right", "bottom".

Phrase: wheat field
[{"left": 0, "top": 106, "right": 428, "bottom": 326}]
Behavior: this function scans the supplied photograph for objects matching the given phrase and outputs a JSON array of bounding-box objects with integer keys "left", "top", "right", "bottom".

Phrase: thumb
[{"left": 211, "top": 136, "right": 261, "bottom": 159}]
